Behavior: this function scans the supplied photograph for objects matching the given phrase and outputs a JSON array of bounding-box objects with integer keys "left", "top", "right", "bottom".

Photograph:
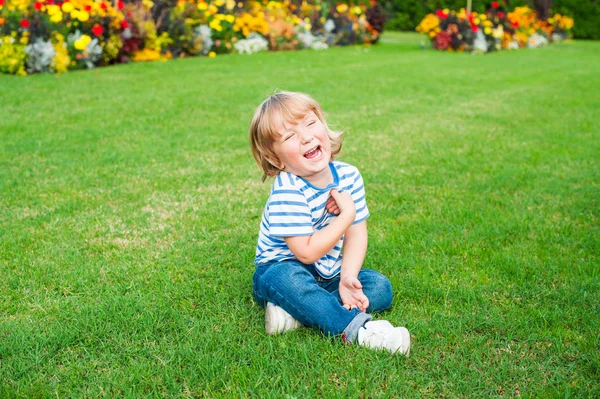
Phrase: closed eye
[
  {"left": 307, "top": 121, "right": 316, "bottom": 127},
  {"left": 283, "top": 133, "right": 294, "bottom": 141}
]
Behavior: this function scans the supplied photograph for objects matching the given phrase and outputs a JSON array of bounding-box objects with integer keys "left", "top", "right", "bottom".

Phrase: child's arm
[
  {"left": 339, "top": 220, "right": 370, "bottom": 312},
  {"left": 284, "top": 189, "right": 355, "bottom": 265}
]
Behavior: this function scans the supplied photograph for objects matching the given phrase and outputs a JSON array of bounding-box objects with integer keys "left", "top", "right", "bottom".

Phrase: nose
[{"left": 299, "top": 129, "right": 314, "bottom": 144}]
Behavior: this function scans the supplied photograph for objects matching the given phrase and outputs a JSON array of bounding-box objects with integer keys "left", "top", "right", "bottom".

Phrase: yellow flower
[
  {"left": 214, "top": 0, "right": 224, "bottom": 6},
  {"left": 198, "top": 2, "right": 208, "bottom": 10},
  {"left": 74, "top": 34, "right": 91, "bottom": 50},
  {"left": 61, "top": 2, "right": 74, "bottom": 13},
  {"left": 209, "top": 19, "right": 222, "bottom": 32},
  {"left": 47, "top": 4, "right": 60, "bottom": 16},
  {"left": 226, "top": 0, "right": 235, "bottom": 10},
  {"left": 351, "top": 6, "right": 362, "bottom": 15},
  {"left": 50, "top": 11, "right": 63, "bottom": 23},
  {"left": 77, "top": 11, "right": 90, "bottom": 22},
  {"left": 208, "top": 5, "right": 217, "bottom": 14},
  {"left": 225, "top": 14, "right": 235, "bottom": 23},
  {"left": 208, "top": 51, "right": 216, "bottom": 58},
  {"left": 484, "top": 27, "right": 492, "bottom": 35},
  {"left": 336, "top": 4, "right": 348, "bottom": 13}
]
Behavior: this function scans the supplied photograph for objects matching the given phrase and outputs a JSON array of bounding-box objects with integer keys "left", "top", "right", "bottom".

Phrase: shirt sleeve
[
  {"left": 349, "top": 168, "right": 369, "bottom": 224},
  {"left": 267, "top": 185, "right": 314, "bottom": 237}
]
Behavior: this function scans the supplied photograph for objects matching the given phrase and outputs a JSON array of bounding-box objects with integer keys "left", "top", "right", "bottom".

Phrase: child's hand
[
  {"left": 339, "top": 275, "right": 369, "bottom": 312},
  {"left": 325, "top": 195, "right": 340, "bottom": 215},
  {"left": 328, "top": 189, "right": 355, "bottom": 218}
]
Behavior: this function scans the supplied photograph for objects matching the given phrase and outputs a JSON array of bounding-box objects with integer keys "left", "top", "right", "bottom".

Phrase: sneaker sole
[{"left": 398, "top": 327, "right": 410, "bottom": 357}]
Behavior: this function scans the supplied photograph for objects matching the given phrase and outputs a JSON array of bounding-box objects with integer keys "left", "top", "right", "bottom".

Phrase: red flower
[
  {"left": 492, "top": 1, "right": 499, "bottom": 8},
  {"left": 34, "top": 1, "right": 43, "bottom": 10},
  {"left": 84, "top": 5, "right": 91, "bottom": 11},
  {"left": 512, "top": 21, "right": 520, "bottom": 28},
  {"left": 433, "top": 31, "right": 452, "bottom": 50},
  {"left": 20, "top": 19, "right": 30, "bottom": 28},
  {"left": 435, "top": 9, "right": 448, "bottom": 19},
  {"left": 470, "top": 22, "right": 478, "bottom": 32},
  {"left": 117, "top": 0, "right": 124, "bottom": 10},
  {"left": 100, "top": 2, "right": 107, "bottom": 10},
  {"left": 497, "top": 12, "right": 505, "bottom": 18},
  {"left": 0, "top": 0, "right": 5, "bottom": 6},
  {"left": 120, "top": 20, "right": 129, "bottom": 29},
  {"left": 92, "top": 24, "right": 104, "bottom": 36},
  {"left": 370, "top": 0, "right": 376, "bottom": 6},
  {"left": 47, "top": 0, "right": 53, "bottom": 3}
]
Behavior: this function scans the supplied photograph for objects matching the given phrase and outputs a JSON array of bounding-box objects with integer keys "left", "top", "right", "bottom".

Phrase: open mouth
[{"left": 304, "top": 145, "right": 322, "bottom": 160}]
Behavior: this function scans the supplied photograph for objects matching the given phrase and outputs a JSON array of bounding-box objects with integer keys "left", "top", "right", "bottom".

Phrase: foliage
[
  {"left": 0, "top": 0, "right": 385, "bottom": 75},
  {"left": 383, "top": 0, "right": 597, "bottom": 40},
  {"left": 416, "top": 4, "right": 574, "bottom": 53}
]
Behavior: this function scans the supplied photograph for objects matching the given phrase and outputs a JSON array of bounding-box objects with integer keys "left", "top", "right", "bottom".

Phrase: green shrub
[
  {"left": 554, "top": 0, "right": 600, "bottom": 40},
  {"left": 383, "top": 0, "right": 599, "bottom": 40}
]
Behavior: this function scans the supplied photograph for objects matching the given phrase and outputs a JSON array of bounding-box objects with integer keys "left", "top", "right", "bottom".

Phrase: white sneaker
[
  {"left": 357, "top": 320, "right": 411, "bottom": 356},
  {"left": 265, "top": 302, "right": 301, "bottom": 335}
]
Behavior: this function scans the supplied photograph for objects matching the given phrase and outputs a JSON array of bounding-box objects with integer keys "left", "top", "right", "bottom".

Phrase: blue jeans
[{"left": 252, "top": 260, "right": 393, "bottom": 342}]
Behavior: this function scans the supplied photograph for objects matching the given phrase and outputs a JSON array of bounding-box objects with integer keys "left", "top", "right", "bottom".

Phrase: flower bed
[
  {"left": 416, "top": 3, "right": 573, "bottom": 53},
  {"left": 0, "top": 0, "right": 384, "bottom": 75}
]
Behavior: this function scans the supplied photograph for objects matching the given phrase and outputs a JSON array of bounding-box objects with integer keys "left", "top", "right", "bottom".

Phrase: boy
[{"left": 249, "top": 91, "right": 410, "bottom": 355}]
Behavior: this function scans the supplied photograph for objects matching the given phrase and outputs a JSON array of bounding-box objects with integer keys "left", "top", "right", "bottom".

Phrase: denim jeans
[{"left": 252, "top": 260, "right": 393, "bottom": 343}]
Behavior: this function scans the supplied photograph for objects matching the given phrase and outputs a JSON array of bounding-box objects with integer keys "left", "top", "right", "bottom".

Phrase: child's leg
[
  {"left": 320, "top": 269, "right": 393, "bottom": 314},
  {"left": 253, "top": 260, "right": 371, "bottom": 341}
]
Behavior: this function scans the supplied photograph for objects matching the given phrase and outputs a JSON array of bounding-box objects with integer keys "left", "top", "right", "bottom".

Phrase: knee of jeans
[
  {"left": 367, "top": 274, "right": 393, "bottom": 312},
  {"left": 257, "top": 262, "right": 309, "bottom": 299}
]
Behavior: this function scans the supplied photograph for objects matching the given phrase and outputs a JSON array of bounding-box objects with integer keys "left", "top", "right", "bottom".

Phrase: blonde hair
[{"left": 249, "top": 91, "right": 343, "bottom": 181}]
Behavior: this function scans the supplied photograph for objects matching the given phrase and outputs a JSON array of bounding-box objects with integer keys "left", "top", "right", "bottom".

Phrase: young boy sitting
[{"left": 249, "top": 91, "right": 410, "bottom": 355}]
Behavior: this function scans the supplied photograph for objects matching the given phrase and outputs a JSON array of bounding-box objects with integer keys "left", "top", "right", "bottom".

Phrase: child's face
[{"left": 272, "top": 110, "right": 332, "bottom": 182}]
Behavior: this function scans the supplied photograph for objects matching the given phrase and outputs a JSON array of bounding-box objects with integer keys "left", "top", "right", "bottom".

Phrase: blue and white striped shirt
[{"left": 254, "top": 161, "right": 369, "bottom": 279}]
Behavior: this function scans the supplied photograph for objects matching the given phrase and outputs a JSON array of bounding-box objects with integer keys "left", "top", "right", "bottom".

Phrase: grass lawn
[{"left": 1, "top": 31, "right": 598, "bottom": 397}]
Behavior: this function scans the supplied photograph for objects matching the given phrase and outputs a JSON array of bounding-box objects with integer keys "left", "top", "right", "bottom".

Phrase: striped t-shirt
[{"left": 254, "top": 161, "right": 369, "bottom": 279}]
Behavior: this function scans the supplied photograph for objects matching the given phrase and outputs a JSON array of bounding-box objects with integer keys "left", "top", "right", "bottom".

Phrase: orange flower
[{"left": 0, "top": 17, "right": 5, "bottom": 25}]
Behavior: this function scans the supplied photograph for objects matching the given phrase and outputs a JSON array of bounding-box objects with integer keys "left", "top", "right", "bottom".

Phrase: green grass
[{"left": 1, "top": 32, "right": 598, "bottom": 397}]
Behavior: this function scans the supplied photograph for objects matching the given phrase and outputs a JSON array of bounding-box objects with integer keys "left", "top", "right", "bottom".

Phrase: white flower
[
  {"left": 234, "top": 33, "right": 268, "bottom": 55},
  {"left": 24, "top": 38, "right": 56, "bottom": 73},
  {"left": 324, "top": 19, "right": 335, "bottom": 33},
  {"left": 194, "top": 25, "right": 214, "bottom": 55},
  {"left": 310, "top": 40, "right": 328, "bottom": 50},
  {"left": 122, "top": 28, "right": 133, "bottom": 40},
  {"left": 84, "top": 38, "right": 103, "bottom": 69},
  {"left": 297, "top": 31, "right": 316, "bottom": 48},
  {"left": 472, "top": 30, "right": 488, "bottom": 53},
  {"left": 527, "top": 33, "right": 548, "bottom": 48},
  {"left": 507, "top": 41, "right": 519, "bottom": 50}
]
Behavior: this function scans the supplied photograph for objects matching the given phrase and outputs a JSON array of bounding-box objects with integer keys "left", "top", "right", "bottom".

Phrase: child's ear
[{"left": 265, "top": 155, "right": 284, "bottom": 171}]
